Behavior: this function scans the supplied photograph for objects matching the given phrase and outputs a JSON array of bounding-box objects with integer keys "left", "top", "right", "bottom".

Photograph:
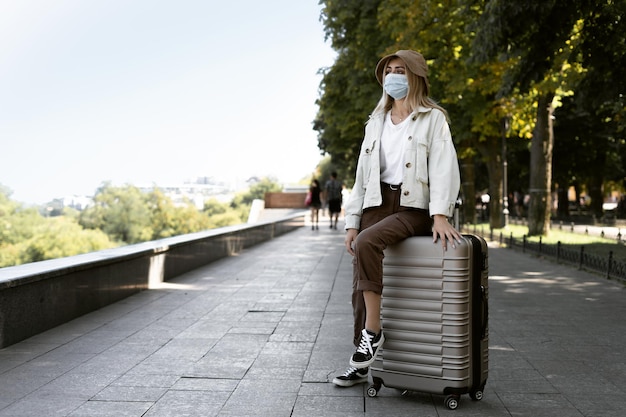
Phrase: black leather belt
[{"left": 381, "top": 182, "right": 401, "bottom": 191}]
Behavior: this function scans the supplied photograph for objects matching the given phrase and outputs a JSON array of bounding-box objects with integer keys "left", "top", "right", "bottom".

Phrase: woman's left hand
[{"left": 432, "top": 214, "right": 462, "bottom": 250}]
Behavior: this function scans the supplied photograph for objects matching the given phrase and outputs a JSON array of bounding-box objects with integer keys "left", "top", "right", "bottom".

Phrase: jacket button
[
  {"left": 365, "top": 149, "right": 370, "bottom": 154},
  {"left": 408, "top": 136, "right": 413, "bottom": 141},
  {"left": 403, "top": 191, "right": 410, "bottom": 196},
  {"left": 405, "top": 162, "right": 412, "bottom": 168}
]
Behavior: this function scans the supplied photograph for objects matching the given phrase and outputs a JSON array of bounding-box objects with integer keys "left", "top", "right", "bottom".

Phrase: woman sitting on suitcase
[{"left": 333, "top": 50, "right": 463, "bottom": 387}]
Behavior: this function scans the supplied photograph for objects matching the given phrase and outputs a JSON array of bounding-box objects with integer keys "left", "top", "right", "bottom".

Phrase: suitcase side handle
[{"left": 480, "top": 285, "right": 489, "bottom": 339}]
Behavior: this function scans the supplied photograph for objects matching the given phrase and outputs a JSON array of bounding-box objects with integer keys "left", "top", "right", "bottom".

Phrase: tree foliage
[
  {"left": 230, "top": 177, "right": 282, "bottom": 208},
  {"left": 315, "top": 0, "right": 626, "bottom": 235},
  {"left": 19, "top": 217, "right": 114, "bottom": 264},
  {"left": 0, "top": 178, "right": 283, "bottom": 267},
  {"left": 314, "top": 0, "right": 388, "bottom": 184},
  {"left": 79, "top": 183, "right": 153, "bottom": 244},
  {"left": 0, "top": 187, "right": 116, "bottom": 267}
]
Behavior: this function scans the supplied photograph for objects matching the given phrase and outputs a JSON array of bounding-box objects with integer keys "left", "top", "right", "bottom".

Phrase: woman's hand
[
  {"left": 345, "top": 228, "right": 358, "bottom": 256},
  {"left": 432, "top": 214, "right": 462, "bottom": 250}
]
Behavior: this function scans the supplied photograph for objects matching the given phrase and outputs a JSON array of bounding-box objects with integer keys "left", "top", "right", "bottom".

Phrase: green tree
[
  {"left": 145, "top": 188, "right": 178, "bottom": 239},
  {"left": 0, "top": 178, "right": 293, "bottom": 266},
  {"left": 377, "top": 0, "right": 514, "bottom": 227},
  {"left": 569, "top": 1, "right": 626, "bottom": 217},
  {"left": 317, "top": 0, "right": 524, "bottom": 227},
  {"left": 0, "top": 185, "right": 116, "bottom": 267},
  {"left": 202, "top": 197, "right": 242, "bottom": 228},
  {"left": 203, "top": 198, "right": 229, "bottom": 217},
  {"left": 170, "top": 203, "right": 212, "bottom": 235},
  {"left": 231, "top": 178, "right": 282, "bottom": 208},
  {"left": 314, "top": 0, "right": 387, "bottom": 180},
  {"left": 316, "top": 0, "right": 626, "bottom": 232},
  {"left": 0, "top": 185, "right": 43, "bottom": 246},
  {"left": 18, "top": 217, "right": 114, "bottom": 264},
  {"left": 79, "top": 183, "right": 152, "bottom": 244},
  {"left": 315, "top": 155, "right": 345, "bottom": 191},
  {"left": 471, "top": 1, "right": 596, "bottom": 235},
  {"left": 0, "top": 185, "right": 43, "bottom": 266},
  {"left": 228, "top": 178, "right": 283, "bottom": 223}
]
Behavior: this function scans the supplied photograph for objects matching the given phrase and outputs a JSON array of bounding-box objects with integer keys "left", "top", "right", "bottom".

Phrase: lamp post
[{"left": 502, "top": 117, "right": 510, "bottom": 227}]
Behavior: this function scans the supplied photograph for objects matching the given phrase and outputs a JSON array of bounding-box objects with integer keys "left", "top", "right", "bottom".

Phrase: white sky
[{"left": 0, "top": 0, "right": 336, "bottom": 204}]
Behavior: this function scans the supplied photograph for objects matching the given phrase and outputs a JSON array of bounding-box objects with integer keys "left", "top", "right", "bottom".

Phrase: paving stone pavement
[{"left": 1, "top": 223, "right": 626, "bottom": 416}]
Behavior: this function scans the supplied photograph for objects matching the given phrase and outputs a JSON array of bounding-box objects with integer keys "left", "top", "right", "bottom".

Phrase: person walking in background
[
  {"left": 332, "top": 50, "right": 462, "bottom": 387},
  {"left": 325, "top": 171, "right": 344, "bottom": 230},
  {"left": 309, "top": 179, "right": 322, "bottom": 230}
]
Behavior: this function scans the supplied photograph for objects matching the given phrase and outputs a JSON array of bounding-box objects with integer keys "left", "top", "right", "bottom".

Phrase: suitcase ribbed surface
[{"left": 371, "top": 235, "right": 488, "bottom": 394}]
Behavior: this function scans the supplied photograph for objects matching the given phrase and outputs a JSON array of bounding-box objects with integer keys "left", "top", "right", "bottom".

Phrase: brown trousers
[{"left": 351, "top": 183, "right": 432, "bottom": 346}]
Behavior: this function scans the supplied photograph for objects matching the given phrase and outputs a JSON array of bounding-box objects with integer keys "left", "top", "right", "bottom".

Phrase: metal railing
[{"left": 462, "top": 223, "right": 626, "bottom": 282}]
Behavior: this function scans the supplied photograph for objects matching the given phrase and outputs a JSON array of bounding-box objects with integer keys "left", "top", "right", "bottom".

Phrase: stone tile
[
  {"left": 35, "top": 372, "right": 119, "bottom": 400},
  {"left": 187, "top": 360, "right": 251, "bottom": 379},
  {"left": 109, "top": 373, "right": 180, "bottom": 388},
  {"left": 68, "top": 400, "right": 153, "bottom": 417},
  {"left": 292, "top": 395, "right": 365, "bottom": 414},
  {"left": 170, "top": 377, "right": 239, "bottom": 392},
  {"left": 12, "top": 351, "right": 94, "bottom": 378},
  {"left": 92, "top": 386, "right": 167, "bottom": 402},
  {"left": 143, "top": 390, "right": 227, "bottom": 417},
  {"left": 224, "top": 390, "right": 297, "bottom": 409},
  {"left": 0, "top": 394, "right": 84, "bottom": 417},
  {"left": 217, "top": 406, "right": 294, "bottom": 417},
  {"left": 298, "top": 382, "right": 366, "bottom": 397},
  {"left": 0, "top": 373, "right": 55, "bottom": 401}
]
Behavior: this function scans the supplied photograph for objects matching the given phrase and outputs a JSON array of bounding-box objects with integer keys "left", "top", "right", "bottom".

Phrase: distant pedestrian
[
  {"left": 325, "top": 172, "right": 343, "bottom": 230},
  {"left": 309, "top": 179, "right": 322, "bottom": 230}
]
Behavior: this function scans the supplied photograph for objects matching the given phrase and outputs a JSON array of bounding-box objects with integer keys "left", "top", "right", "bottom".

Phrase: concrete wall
[{"left": 0, "top": 213, "right": 304, "bottom": 348}]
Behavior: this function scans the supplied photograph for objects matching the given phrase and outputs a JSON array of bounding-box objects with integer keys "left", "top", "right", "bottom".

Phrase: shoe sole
[{"left": 332, "top": 377, "right": 368, "bottom": 387}]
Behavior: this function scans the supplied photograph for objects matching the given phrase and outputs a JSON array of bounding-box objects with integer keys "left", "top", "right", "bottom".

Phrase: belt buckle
[{"left": 388, "top": 183, "right": 399, "bottom": 191}]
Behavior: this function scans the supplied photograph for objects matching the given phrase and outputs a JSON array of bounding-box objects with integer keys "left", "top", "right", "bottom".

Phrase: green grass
[{"left": 465, "top": 223, "right": 626, "bottom": 263}]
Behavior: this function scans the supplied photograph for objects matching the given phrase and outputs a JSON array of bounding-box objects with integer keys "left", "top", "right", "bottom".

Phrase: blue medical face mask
[{"left": 383, "top": 73, "right": 409, "bottom": 100}]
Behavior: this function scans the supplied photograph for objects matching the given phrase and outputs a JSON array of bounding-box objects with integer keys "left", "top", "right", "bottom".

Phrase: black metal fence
[{"left": 462, "top": 224, "right": 626, "bottom": 283}]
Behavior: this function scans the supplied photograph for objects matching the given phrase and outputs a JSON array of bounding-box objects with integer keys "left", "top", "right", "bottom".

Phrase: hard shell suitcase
[{"left": 368, "top": 234, "right": 489, "bottom": 410}]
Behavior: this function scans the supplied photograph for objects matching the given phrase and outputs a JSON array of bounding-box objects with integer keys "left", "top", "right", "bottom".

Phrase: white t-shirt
[{"left": 380, "top": 111, "right": 411, "bottom": 185}]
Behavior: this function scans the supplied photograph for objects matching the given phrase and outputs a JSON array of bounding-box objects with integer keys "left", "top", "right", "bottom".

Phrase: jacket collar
[{"left": 370, "top": 106, "right": 433, "bottom": 122}]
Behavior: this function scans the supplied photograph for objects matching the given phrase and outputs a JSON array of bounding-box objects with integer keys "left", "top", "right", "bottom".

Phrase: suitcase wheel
[
  {"left": 367, "top": 378, "right": 383, "bottom": 397},
  {"left": 445, "top": 395, "right": 460, "bottom": 410},
  {"left": 469, "top": 388, "right": 484, "bottom": 401}
]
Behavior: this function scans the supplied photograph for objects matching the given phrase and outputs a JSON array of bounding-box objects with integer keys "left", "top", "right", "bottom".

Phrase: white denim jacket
[{"left": 344, "top": 106, "right": 461, "bottom": 230}]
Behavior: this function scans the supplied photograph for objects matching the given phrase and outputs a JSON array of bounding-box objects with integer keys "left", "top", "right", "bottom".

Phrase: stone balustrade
[{"left": 0, "top": 213, "right": 305, "bottom": 348}]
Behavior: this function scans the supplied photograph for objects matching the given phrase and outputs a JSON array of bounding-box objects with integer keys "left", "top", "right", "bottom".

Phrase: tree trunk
[
  {"left": 476, "top": 137, "right": 503, "bottom": 229},
  {"left": 556, "top": 184, "right": 569, "bottom": 220},
  {"left": 528, "top": 93, "right": 555, "bottom": 236},
  {"left": 460, "top": 156, "right": 476, "bottom": 225},
  {"left": 488, "top": 156, "right": 503, "bottom": 229},
  {"left": 588, "top": 136, "right": 607, "bottom": 220},
  {"left": 588, "top": 175, "right": 605, "bottom": 219}
]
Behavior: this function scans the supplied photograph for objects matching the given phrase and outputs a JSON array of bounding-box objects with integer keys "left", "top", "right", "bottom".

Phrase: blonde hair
[{"left": 372, "top": 67, "right": 448, "bottom": 121}]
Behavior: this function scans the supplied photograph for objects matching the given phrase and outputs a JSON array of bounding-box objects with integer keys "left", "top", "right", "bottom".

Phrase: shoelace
[
  {"left": 356, "top": 331, "right": 374, "bottom": 355},
  {"left": 342, "top": 367, "right": 359, "bottom": 376}
]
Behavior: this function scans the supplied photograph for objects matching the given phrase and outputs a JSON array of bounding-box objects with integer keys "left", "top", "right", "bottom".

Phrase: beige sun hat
[{"left": 375, "top": 50, "right": 429, "bottom": 85}]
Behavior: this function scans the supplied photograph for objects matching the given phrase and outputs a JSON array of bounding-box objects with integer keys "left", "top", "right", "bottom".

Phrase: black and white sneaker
[
  {"left": 350, "top": 329, "right": 384, "bottom": 368},
  {"left": 332, "top": 366, "right": 369, "bottom": 387}
]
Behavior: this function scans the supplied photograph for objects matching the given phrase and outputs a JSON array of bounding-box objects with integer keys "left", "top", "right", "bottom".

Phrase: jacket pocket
[
  {"left": 361, "top": 140, "right": 375, "bottom": 187},
  {"left": 416, "top": 138, "right": 428, "bottom": 183}
]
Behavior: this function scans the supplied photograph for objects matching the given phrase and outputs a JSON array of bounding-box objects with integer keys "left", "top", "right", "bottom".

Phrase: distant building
[
  {"left": 61, "top": 195, "right": 94, "bottom": 211},
  {"left": 137, "top": 178, "right": 234, "bottom": 209},
  {"left": 53, "top": 176, "right": 286, "bottom": 211}
]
